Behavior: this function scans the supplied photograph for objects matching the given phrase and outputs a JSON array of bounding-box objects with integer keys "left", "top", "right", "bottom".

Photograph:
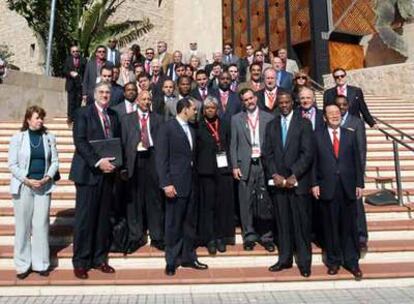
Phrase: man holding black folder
[{"left": 69, "top": 82, "right": 121, "bottom": 279}]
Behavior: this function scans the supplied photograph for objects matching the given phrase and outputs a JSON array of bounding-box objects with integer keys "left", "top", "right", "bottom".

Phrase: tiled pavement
[{"left": 1, "top": 287, "right": 414, "bottom": 304}]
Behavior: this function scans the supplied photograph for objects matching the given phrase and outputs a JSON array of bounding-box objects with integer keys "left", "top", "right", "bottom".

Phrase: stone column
[{"left": 172, "top": 0, "right": 223, "bottom": 63}]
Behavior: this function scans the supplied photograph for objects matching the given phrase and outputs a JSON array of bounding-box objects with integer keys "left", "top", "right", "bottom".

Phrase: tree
[{"left": 7, "top": 0, "right": 154, "bottom": 76}]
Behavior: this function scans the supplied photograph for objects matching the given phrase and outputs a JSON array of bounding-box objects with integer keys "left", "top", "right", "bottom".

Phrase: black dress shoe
[
  {"left": 93, "top": 263, "right": 115, "bottom": 273},
  {"left": 262, "top": 242, "right": 275, "bottom": 252},
  {"left": 359, "top": 241, "right": 368, "bottom": 252},
  {"left": 243, "top": 241, "right": 255, "bottom": 251},
  {"left": 268, "top": 262, "right": 292, "bottom": 272},
  {"left": 216, "top": 240, "right": 226, "bottom": 253},
  {"left": 181, "top": 260, "right": 208, "bottom": 270},
  {"left": 165, "top": 264, "right": 176, "bottom": 276},
  {"left": 299, "top": 268, "right": 311, "bottom": 278},
  {"left": 151, "top": 240, "right": 165, "bottom": 251},
  {"left": 16, "top": 269, "right": 31, "bottom": 280},
  {"left": 348, "top": 267, "right": 363, "bottom": 281},
  {"left": 74, "top": 267, "right": 88, "bottom": 279},
  {"left": 327, "top": 265, "right": 339, "bottom": 275},
  {"left": 38, "top": 270, "right": 50, "bottom": 277}
]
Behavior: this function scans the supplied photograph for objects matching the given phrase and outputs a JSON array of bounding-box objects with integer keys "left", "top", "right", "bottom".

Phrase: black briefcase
[{"left": 365, "top": 189, "right": 399, "bottom": 206}]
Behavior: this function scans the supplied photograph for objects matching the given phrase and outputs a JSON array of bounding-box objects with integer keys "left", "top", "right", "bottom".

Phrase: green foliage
[
  {"left": 7, "top": 0, "right": 154, "bottom": 75},
  {"left": 375, "top": 0, "right": 414, "bottom": 57}
]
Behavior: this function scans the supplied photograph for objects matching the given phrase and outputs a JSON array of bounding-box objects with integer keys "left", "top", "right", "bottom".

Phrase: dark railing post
[{"left": 393, "top": 140, "right": 404, "bottom": 206}]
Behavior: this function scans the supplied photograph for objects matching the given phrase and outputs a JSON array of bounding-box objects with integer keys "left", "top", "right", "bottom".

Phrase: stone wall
[
  {"left": 0, "top": 70, "right": 66, "bottom": 120},
  {"left": 0, "top": 1, "right": 45, "bottom": 74},
  {"left": 323, "top": 62, "right": 414, "bottom": 97}
]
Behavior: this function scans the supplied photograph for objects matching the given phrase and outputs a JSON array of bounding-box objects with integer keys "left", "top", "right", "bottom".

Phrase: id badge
[
  {"left": 216, "top": 152, "right": 228, "bottom": 168},
  {"left": 137, "top": 142, "right": 148, "bottom": 152},
  {"left": 251, "top": 145, "right": 261, "bottom": 158}
]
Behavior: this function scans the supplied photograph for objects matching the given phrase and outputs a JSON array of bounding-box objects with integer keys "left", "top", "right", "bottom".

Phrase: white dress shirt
[
  {"left": 124, "top": 100, "right": 137, "bottom": 114},
  {"left": 328, "top": 126, "right": 341, "bottom": 144}
]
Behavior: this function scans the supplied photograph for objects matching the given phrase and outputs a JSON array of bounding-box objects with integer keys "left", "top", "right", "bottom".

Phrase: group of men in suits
[{"left": 64, "top": 36, "right": 377, "bottom": 280}]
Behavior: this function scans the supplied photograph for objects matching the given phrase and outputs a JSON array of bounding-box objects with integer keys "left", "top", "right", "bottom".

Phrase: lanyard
[
  {"left": 247, "top": 114, "right": 259, "bottom": 145},
  {"left": 205, "top": 119, "right": 221, "bottom": 147}
]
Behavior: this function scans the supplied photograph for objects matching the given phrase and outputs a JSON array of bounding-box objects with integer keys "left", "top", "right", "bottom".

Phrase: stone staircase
[{"left": 0, "top": 94, "right": 414, "bottom": 295}]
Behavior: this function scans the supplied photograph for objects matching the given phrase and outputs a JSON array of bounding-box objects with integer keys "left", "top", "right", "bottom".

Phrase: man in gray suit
[
  {"left": 336, "top": 95, "right": 368, "bottom": 250},
  {"left": 223, "top": 42, "right": 240, "bottom": 66},
  {"left": 230, "top": 88, "right": 275, "bottom": 252}
]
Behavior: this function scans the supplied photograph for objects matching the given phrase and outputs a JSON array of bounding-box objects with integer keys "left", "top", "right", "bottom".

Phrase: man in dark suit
[
  {"left": 272, "top": 57, "right": 293, "bottom": 91},
  {"left": 238, "top": 43, "right": 255, "bottom": 83},
  {"left": 110, "top": 66, "right": 125, "bottom": 107},
  {"left": 155, "top": 98, "right": 208, "bottom": 276},
  {"left": 112, "top": 82, "right": 138, "bottom": 121},
  {"left": 121, "top": 90, "right": 165, "bottom": 252},
  {"left": 223, "top": 42, "right": 240, "bottom": 66},
  {"left": 323, "top": 68, "right": 378, "bottom": 129},
  {"left": 63, "top": 45, "right": 86, "bottom": 123},
  {"left": 191, "top": 70, "right": 219, "bottom": 103},
  {"left": 217, "top": 71, "right": 242, "bottom": 124},
  {"left": 263, "top": 91, "right": 314, "bottom": 277},
  {"left": 82, "top": 45, "right": 113, "bottom": 105},
  {"left": 106, "top": 38, "right": 120, "bottom": 66},
  {"left": 256, "top": 68, "right": 280, "bottom": 116},
  {"left": 336, "top": 95, "right": 368, "bottom": 250},
  {"left": 152, "top": 79, "right": 178, "bottom": 120},
  {"left": 312, "top": 103, "right": 364, "bottom": 280},
  {"left": 166, "top": 51, "right": 183, "bottom": 81},
  {"left": 205, "top": 51, "right": 223, "bottom": 77},
  {"left": 70, "top": 82, "right": 120, "bottom": 279},
  {"left": 295, "top": 86, "right": 324, "bottom": 132},
  {"left": 230, "top": 88, "right": 275, "bottom": 252}
]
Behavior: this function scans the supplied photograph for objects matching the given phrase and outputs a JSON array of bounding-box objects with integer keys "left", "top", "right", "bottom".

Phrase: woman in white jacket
[{"left": 8, "top": 105, "right": 59, "bottom": 279}]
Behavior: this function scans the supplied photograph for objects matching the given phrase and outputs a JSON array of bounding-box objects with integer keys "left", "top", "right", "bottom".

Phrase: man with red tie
[
  {"left": 70, "top": 82, "right": 120, "bottom": 279},
  {"left": 323, "top": 68, "right": 378, "bottom": 129},
  {"left": 191, "top": 70, "right": 219, "bottom": 103},
  {"left": 311, "top": 103, "right": 364, "bottom": 281},
  {"left": 144, "top": 48, "right": 155, "bottom": 75},
  {"left": 120, "top": 90, "right": 165, "bottom": 253}
]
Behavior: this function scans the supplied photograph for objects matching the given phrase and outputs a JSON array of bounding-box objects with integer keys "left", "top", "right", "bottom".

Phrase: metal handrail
[
  {"left": 373, "top": 115, "right": 414, "bottom": 142},
  {"left": 308, "top": 78, "right": 325, "bottom": 92},
  {"left": 376, "top": 124, "right": 414, "bottom": 206}
]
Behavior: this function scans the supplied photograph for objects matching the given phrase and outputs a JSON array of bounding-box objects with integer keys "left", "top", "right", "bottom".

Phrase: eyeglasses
[
  {"left": 295, "top": 76, "right": 307, "bottom": 80},
  {"left": 146, "top": 52, "right": 154, "bottom": 55},
  {"left": 334, "top": 74, "right": 346, "bottom": 80}
]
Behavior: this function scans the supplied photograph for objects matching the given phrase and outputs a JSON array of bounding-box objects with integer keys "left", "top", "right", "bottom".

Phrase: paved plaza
[{"left": 2, "top": 287, "right": 414, "bottom": 304}]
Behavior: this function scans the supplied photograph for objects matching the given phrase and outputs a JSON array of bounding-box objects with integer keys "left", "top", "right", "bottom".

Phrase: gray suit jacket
[
  {"left": 111, "top": 101, "right": 133, "bottom": 121},
  {"left": 342, "top": 113, "right": 367, "bottom": 171},
  {"left": 230, "top": 109, "right": 274, "bottom": 181}
]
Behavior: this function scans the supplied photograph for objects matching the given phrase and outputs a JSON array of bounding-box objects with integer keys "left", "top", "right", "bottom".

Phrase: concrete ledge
[
  {"left": 323, "top": 63, "right": 414, "bottom": 97},
  {"left": 3, "top": 70, "right": 65, "bottom": 92}
]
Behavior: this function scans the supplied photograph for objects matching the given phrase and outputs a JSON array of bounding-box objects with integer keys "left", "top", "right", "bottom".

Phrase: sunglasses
[
  {"left": 295, "top": 76, "right": 307, "bottom": 80},
  {"left": 334, "top": 74, "right": 346, "bottom": 79},
  {"left": 97, "top": 50, "right": 106, "bottom": 53},
  {"left": 146, "top": 52, "right": 154, "bottom": 55}
]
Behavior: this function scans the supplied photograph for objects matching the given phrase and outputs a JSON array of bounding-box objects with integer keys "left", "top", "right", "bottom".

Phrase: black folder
[{"left": 89, "top": 138, "right": 123, "bottom": 167}]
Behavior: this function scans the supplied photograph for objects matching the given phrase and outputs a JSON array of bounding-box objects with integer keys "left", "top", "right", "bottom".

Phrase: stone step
[{"left": 1, "top": 262, "right": 414, "bottom": 294}]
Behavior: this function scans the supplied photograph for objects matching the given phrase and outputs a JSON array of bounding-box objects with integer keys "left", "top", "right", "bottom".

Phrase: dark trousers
[
  {"left": 127, "top": 151, "right": 164, "bottom": 243},
  {"left": 357, "top": 198, "right": 368, "bottom": 243},
  {"left": 198, "top": 173, "right": 235, "bottom": 246},
  {"left": 238, "top": 161, "right": 273, "bottom": 243},
  {"left": 72, "top": 175, "right": 114, "bottom": 268},
  {"left": 165, "top": 192, "right": 197, "bottom": 267},
  {"left": 321, "top": 180, "right": 360, "bottom": 269},
  {"left": 272, "top": 191, "right": 312, "bottom": 270},
  {"left": 67, "top": 89, "right": 82, "bottom": 120}
]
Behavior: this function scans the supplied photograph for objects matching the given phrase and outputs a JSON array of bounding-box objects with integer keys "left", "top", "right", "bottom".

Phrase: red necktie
[
  {"left": 201, "top": 88, "right": 207, "bottom": 100},
  {"left": 333, "top": 129, "right": 339, "bottom": 158},
  {"left": 140, "top": 113, "right": 150, "bottom": 148}
]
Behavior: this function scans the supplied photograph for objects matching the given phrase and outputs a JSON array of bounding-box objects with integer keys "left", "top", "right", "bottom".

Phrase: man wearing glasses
[
  {"left": 82, "top": 45, "right": 113, "bottom": 105},
  {"left": 323, "top": 68, "right": 378, "bottom": 129},
  {"left": 63, "top": 45, "right": 86, "bottom": 123},
  {"left": 144, "top": 48, "right": 155, "bottom": 75}
]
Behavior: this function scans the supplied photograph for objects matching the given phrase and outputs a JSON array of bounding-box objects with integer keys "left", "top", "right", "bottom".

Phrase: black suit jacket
[
  {"left": 342, "top": 113, "right": 367, "bottom": 170},
  {"left": 312, "top": 127, "right": 364, "bottom": 201},
  {"left": 263, "top": 112, "right": 315, "bottom": 195},
  {"left": 217, "top": 90, "right": 242, "bottom": 124},
  {"left": 196, "top": 118, "right": 231, "bottom": 175},
  {"left": 121, "top": 111, "right": 163, "bottom": 178},
  {"left": 256, "top": 89, "right": 280, "bottom": 116},
  {"left": 155, "top": 118, "right": 196, "bottom": 197},
  {"left": 323, "top": 85, "right": 376, "bottom": 127},
  {"left": 190, "top": 87, "right": 220, "bottom": 102},
  {"left": 63, "top": 55, "right": 86, "bottom": 92},
  {"left": 69, "top": 104, "right": 120, "bottom": 185}
]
